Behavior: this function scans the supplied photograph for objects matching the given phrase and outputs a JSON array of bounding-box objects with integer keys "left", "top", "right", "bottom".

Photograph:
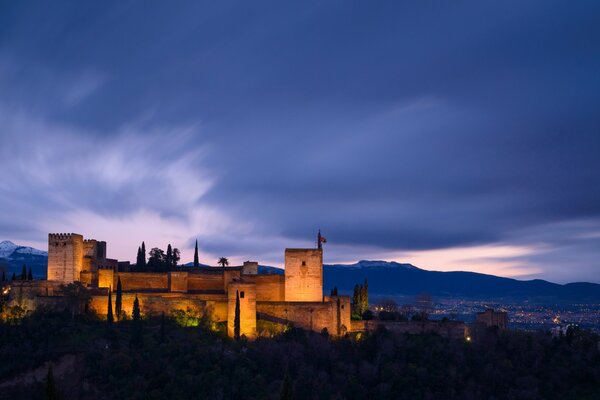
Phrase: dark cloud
[{"left": 0, "top": 1, "right": 599, "bottom": 282}]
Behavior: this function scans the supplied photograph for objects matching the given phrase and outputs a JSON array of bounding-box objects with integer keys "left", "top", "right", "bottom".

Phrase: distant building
[{"left": 476, "top": 308, "right": 508, "bottom": 329}]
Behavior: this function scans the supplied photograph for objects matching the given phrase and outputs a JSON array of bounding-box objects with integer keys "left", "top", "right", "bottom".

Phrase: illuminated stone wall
[
  {"left": 256, "top": 296, "right": 351, "bottom": 336},
  {"left": 90, "top": 292, "right": 228, "bottom": 321},
  {"left": 47, "top": 233, "right": 84, "bottom": 283},
  {"left": 169, "top": 272, "right": 188, "bottom": 292},
  {"left": 227, "top": 281, "right": 257, "bottom": 338},
  {"left": 115, "top": 272, "right": 169, "bottom": 291},
  {"left": 246, "top": 274, "right": 285, "bottom": 301},
  {"left": 98, "top": 269, "right": 114, "bottom": 289},
  {"left": 188, "top": 272, "right": 224, "bottom": 292},
  {"left": 284, "top": 249, "right": 323, "bottom": 302}
]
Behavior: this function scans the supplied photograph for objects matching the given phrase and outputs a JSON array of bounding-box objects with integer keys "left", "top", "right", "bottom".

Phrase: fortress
[{"left": 42, "top": 233, "right": 351, "bottom": 338}]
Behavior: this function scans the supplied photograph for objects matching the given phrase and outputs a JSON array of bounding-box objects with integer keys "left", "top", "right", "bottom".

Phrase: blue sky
[{"left": 1, "top": 1, "right": 599, "bottom": 282}]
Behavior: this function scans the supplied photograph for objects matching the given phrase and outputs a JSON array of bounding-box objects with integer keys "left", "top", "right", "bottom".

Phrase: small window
[
  {"left": 240, "top": 291, "right": 245, "bottom": 298},
  {"left": 341, "top": 305, "right": 344, "bottom": 309},
  {"left": 301, "top": 261, "right": 306, "bottom": 266}
]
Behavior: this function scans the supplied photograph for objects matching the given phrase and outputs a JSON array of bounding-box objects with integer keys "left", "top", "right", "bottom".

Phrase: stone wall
[
  {"left": 90, "top": 292, "right": 228, "bottom": 321},
  {"left": 47, "top": 233, "right": 84, "bottom": 283},
  {"left": 247, "top": 274, "right": 285, "bottom": 301},
  {"left": 115, "top": 272, "right": 169, "bottom": 291},
  {"left": 257, "top": 296, "right": 351, "bottom": 336},
  {"left": 351, "top": 320, "right": 468, "bottom": 340},
  {"left": 169, "top": 272, "right": 188, "bottom": 292},
  {"left": 188, "top": 272, "right": 224, "bottom": 292},
  {"left": 284, "top": 248, "right": 323, "bottom": 302},
  {"left": 227, "top": 282, "right": 257, "bottom": 338}
]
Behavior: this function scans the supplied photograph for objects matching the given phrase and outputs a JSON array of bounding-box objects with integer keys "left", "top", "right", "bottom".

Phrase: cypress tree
[
  {"left": 234, "top": 290, "right": 241, "bottom": 340},
  {"left": 20, "top": 264, "right": 27, "bottom": 280},
  {"left": 194, "top": 239, "right": 199, "bottom": 268},
  {"left": 280, "top": 373, "right": 293, "bottom": 400},
  {"left": 160, "top": 311, "right": 166, "bottom": 343},
  {"left": 141, "top": 242, "right": 147, "bottom": 269},
  {"left": 362, "top": 279, "right": 369, "bottom": 314},
  {"left": 107, "top": 289, "right": 114, "bottom": 325},
  {"left": 115, "top": 277, "right": 122, "bottom": 319},
  {"left": 131, "top": 295, "right": 142, "bottom": 347},
  {"left": 166, "top": 244, "right": 173, "bottom": 272},
  {"left": 11, "top": 272, "right": 16, "bottom": 281},
  {"left": 45, "top": 364, "right": 60, "bottom": 400},
  {"left": 136, "top": 246, "right": 142, "bottom": 270},
  {"left": 27, "top": 267, "right": 33, "bottom": 281},
  {"left": 1, "top": 270, "right": 5, "bottom": 282}
]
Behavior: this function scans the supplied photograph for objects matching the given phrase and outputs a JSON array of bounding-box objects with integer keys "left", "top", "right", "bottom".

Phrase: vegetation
[
  {"left": 351, "top": 279, "right": 369, "bottom": 319},
  {"left": 194, "top": 239, "right": 199, "bottom": 268},
  {"left": 136, "top": 242, "right": 180, "bottom": 272},
  {"left": 115, "top": 277, "right": 123, "bottom": 320},
  {"left": 234, "top": 290, "right": 241, "bottom": 340},
  {"left": 218, "top": 257, "right": 229, "bottom": 268},
  {"left": 0, "top": 308, "right": 599, "bottom": 399}
]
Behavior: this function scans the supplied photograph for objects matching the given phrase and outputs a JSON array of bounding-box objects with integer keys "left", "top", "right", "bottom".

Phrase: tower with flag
[{"left": 317, "top": 229, "right": 327, "bottom": 250}]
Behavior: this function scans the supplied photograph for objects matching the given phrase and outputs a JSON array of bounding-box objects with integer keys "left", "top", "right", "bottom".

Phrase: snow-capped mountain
[
  {"left": 0, "top": 240, "right": 48, "bottom": 278},
  {"left": 0, "top": 240, "right": 47, "bottom": 258}
]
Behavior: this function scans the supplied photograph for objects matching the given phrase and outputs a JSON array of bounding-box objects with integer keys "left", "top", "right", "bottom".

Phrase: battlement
[{"left": 49, "top": 233, "right": 83, "bottom": 240}]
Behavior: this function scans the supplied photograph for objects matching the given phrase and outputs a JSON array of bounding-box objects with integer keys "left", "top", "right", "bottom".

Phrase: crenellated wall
[{"left": 47, "top": 233, "right": 84, "bottom": 283}]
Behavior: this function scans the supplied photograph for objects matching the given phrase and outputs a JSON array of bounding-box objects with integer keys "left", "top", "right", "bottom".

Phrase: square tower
[
  {"left": 47, "top": 233, "right": 84, "bottom": 283},
  {"left": 227, "top": 281, "right": 257, "bottom": 339},
  {"left": 284, "top": 248, "right": 323, "bottom": 302}
]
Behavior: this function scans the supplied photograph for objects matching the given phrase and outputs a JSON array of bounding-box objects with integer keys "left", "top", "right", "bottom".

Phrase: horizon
[
  {"left": 1, "top": 2, "right": 600, "bottom": 284},
  {"left": 2, "top": 237, "right": 599, "bottom": 285}
]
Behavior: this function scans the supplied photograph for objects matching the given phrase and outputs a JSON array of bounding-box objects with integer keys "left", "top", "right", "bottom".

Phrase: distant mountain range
[
  {"left": 3, "top": 241, "right": 599, "bottom": 302},
  {"left": 322, "top": 260, "right": 600, "bottom": 303},
  {"left": 0, "top": 240, "right": 48, "bottom": 279}
]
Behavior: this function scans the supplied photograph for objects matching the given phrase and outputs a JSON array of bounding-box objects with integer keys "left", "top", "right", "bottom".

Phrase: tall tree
[
  {"left": 141, "top": 242, "right": 146, "bottom": 269},
  {"left": 194, "top": 239, "right": 199, "bottom": 267},
  {"left": 362, "top": 279, "right": 369, "bottom": 314},
  {"left": 234, "top": 290, "right": 241, "bottom": 340},
  {"left": 166, "top": 244, "right": 173, "bottom": 271},
  {"left": 45, "top": 365, "right": 60, "bottom": 400},
  {"left": 1, "top": 270, "right": 5, "bottom": 282},
  {"left": 160, "top": 311, "right": 166, "bottom": 343},
  {"left": 20, "top": 264, "right": 27, "bottom": 280},
  {"left": 115, "top": 277, "right": 122, "bottom": 320},
  {"left": 131, "top": 295, "right": 142, "bottom": 347},
  {"left": 147, "top": 248, "right": 166, "bottom": 272},
  {"left": 136, "top": 246, "right": 143, "bottom": 270},
  {"left": 27, "top": 267, "right": 33, "bottom": 281},
  {"left": 280, "top": 373, "right": 293, "bottom": 400},
  {"left": 107, "top": 289, "right": 114, "bottom": 325},
  {"left": 11, "top": 272, "right": 15, "bottom": 281},
  {"left": 218, "top": 257, "right": 229, "bottom": 268},
  {"left": 172, "top": 248, "right": 180, "bottom": 269}
]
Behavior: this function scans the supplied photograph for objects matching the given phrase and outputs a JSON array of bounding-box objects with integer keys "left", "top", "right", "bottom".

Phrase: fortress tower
[
  {"left": 284, "top": 248, "right": 323, "bottom": 302},
  {"left": 47, "top": 233, "right": 84, "bottom": 283},
  {"left": 227, "top": 281, "right": 257, "bottom": 339}
]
